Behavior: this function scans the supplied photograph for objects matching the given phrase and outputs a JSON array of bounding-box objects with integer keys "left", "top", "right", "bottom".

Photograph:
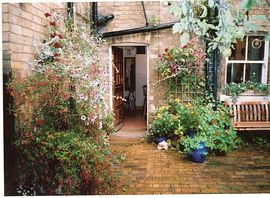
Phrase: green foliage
[
  {"left": 156, "top": 39, "right": 206, "bottom": 97},
  {"left": 8, "top": 11, "right": 115, "bottom": 195},
  {"left": 150, "top": 99, "right": 239, "bottom": 155},
  {"left": 148, "top": 15, "right": 159, "bottom": 27},
  {"left": 252, "top": 136, "right": 270, "bottom": 151},
  {"left": 225, "top": 81, "right": 269, "bottom": 101},
  {"left": 179, "top": 102, "right": 238, "bottom": 155},
  {"left": 169, "top": 0, "right": 270, "bottom": 55},
  {"left": 15, "top": 130, "right": 115, "bottom": 195},
  {"left": 149, "top": 105, "right": 179, "bottom": 138},
  {"left": 180, "top": 134, "right": 209, "bottom": 155}
]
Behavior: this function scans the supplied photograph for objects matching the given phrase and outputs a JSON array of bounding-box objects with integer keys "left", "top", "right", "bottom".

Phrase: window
[{"left": 226, "top": 35, "right": 269, "bottom": 85}]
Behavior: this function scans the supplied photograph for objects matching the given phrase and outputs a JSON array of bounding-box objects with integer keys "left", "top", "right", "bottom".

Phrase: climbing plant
[
  {"left": 8, "top": 11, "right": 115, "bottom": 195},
  {"left": 170, "top": 0, "right": 270, "bottom": 56}
]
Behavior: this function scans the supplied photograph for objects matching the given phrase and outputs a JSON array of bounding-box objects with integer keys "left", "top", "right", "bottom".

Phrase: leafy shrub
[
  {"left": 179, "top": 102, "right": 239, "bottom": 154},
  {"left": 8, "top": 11, "right": 115, "bottom": 195},
  {"left": 150, "top": 99, "right": 239, "bottom": 155},
  {"left": 252, "top": 136, "right": 270, "bottom": 151},
  {"left": 149, "top": 105, "right": 179, "bottom": 138},
  {"left": 15, "top": 130, "right": 115, "bottom": 195}
]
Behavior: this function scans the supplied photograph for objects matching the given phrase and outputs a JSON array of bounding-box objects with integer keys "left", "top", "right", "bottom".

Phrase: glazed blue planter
[
  {"left": 189, "top": 142, "right": 208, "bottom": 163},
  {"left": 155, "top": 136, "right": 167, "bottom": 144},
  {"left": 189, "top": 150, "right": 207, "bottom": 163}
]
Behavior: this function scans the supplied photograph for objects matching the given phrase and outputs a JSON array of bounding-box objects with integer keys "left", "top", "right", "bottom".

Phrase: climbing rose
[
  {"left": 44, "top": 13, "right": 51, "bottom": 17},
  {"left": 49, "top": 21, "right": 57, "bottom": 27},
  {"left": 53, "top": 43, "right": 61, "bottom": 48}
]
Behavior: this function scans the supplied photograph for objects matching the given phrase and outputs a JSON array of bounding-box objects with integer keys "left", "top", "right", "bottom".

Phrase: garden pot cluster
[{"left": 149, "top": 99, "right": 239, "bottom": 163}]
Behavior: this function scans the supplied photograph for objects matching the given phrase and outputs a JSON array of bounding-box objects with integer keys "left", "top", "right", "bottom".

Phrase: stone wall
[
  {"left": 3, "top": 1, "right": 270, "bottom": 126},
  {"left": 2, "top": 2, "right": 91, "bottom": 75},
  {"left": 98, "top": 1, "right": 179, "bottom": 124},
  {"left": 98, "top": 1, "right": 177, "bottom": 32},
  {"left": 103, "top": 30, "right": 179, "bottom": 123}
]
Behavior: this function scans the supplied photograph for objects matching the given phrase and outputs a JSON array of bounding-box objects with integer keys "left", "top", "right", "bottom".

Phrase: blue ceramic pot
[
  {"left": 198, "top": 142, "right": 208, "bottom": 154},
  {"left": 189, "top": 150, "right": 207, "bottom": 163},
  {"left": 189, "top": 142, "right": 208, "bottom": 163},
  {"left": 155, "top": 136, "right": 167, "bottom": 144}
]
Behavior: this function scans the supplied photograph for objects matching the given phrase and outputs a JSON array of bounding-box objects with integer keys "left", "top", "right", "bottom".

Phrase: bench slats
[{"left": 225, "top": 101, "right": 270, "bottom": 131}]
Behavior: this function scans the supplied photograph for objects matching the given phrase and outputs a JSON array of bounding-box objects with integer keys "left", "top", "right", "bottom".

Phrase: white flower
[
  {"left": 84, "top": 95, "right": 88, "bottom": 100},
  {"left": 81, "top": 115, "right": 86, "bottom": 121},
  {"left": 79, "top": 94, "right": 84, "bottom": 100},
  {"left": 83, "top": 74, "right": 89, "bottom": 79},
  {"left": 99, "top": 122, "right": 103, "bottom": 129}
]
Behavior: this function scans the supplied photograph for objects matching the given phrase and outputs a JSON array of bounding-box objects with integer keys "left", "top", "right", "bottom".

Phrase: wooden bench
[{"left": 225, "top": 101, "right": 270, "bottom": 131}]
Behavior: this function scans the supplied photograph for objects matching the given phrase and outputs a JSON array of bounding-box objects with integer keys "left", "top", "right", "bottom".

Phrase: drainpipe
[
  {"left": 67, "top": 2, "right": 74, "bottom": 18},
  {"left": 92, "top": 2, "right": 98, "bottom": 30},
  {"left": 102, "top": 21, "right": 177, "bottom": 38},
  {"left": 92, "top": 2, "right": 114, "bottom": 31},
  {"left": 141, "top": 1, "right": 149, "bottom": 26}
]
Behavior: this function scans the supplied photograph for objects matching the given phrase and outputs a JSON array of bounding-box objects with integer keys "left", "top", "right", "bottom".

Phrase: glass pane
[
  {"left": 245, "top": 63, "right": 262, "bottom": 83},
  {"left": 229, "top": 37, "right": 246, "bottom": 60},
  {"left": 247, "top": 36, "right": 264, "bottom": 61},
  {"left": 227, "top": 63, "right": 244, "bottom": 83}
]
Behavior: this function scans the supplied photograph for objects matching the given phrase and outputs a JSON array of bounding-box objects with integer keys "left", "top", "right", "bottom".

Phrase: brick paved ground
[
  {"left": 109, "top": 110, "right": 270, "bottom": 194},
  {"left": 109, "top": 140, "right": 270, "bottom": 195}
]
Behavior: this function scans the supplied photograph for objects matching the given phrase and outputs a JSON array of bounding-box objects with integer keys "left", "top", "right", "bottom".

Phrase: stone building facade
[
  {"left": 2, "top": 1, "right": 270, "bottom": 194},
  {"left": 3, "top": 1, "right": 270, "bottom": 128}
]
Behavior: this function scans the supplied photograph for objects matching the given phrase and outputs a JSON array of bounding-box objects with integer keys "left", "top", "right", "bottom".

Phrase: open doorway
[{"left": 111, "top": 45, "right": 147, "bottom": 136}]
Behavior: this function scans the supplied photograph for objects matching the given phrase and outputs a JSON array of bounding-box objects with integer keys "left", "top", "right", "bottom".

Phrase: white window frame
[
  {"left": 225, "top": 35, "right": 269, "bottom": 85},
  {"left": 221, "top": 35, "right": 269, "bottom": 102}
]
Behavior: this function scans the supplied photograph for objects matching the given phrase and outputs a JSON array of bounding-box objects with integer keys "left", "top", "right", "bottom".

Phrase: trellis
[{"left": 167, "top": 66, "right": 206, "bottom": 103}]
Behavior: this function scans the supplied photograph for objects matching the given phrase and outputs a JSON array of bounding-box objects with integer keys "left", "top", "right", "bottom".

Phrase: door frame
[{"left": 109, "top": 43, "right": 149, "bottom": 131}]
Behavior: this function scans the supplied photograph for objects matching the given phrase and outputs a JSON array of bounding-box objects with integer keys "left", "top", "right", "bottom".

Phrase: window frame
[{"left": 225, "top": 35, "right": 269, "bottom": 85}]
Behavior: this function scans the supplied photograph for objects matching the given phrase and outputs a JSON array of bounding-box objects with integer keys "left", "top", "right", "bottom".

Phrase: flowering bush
[
  {"left": 149, "top": 105, "right": 179, "bottom": 138},
  {"left": 179, "top": 101, "right": 239, "bottom": 155},
  {"left": 8, "top": 11, "right": 115, "bottom": 195},
  {"left": 149, "top": 99, "right": 239, "bottom": 155},
  {"left": 157, "top": 39, "right": 206, "bottom": 95}
]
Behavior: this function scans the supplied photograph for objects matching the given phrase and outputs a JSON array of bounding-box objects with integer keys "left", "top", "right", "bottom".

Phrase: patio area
[{"left": 110, "top": 136, "right": 270, "bottom": 194}]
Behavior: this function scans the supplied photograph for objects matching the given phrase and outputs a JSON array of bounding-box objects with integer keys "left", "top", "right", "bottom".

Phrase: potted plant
[
  {"left": 149, "top": 105, "right": 179, "bottom": 143},
  {"left": 180, "top": 135, "right": 209, "bottom": 163},
  {"left": 225, "top": 81, "right": 269, "bottom": 101}
]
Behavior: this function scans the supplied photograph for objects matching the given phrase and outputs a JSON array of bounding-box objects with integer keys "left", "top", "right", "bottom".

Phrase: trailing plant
[
  {"left": 156, "top": 39, "right": 206, "bottom": 97},
  {"left": 225, "top": 81, "right": 269, "bottom": 101},
  {"left": 169, "top": 0, "right": 270, "bottom": 55},
  {"left": 8, "top": 11, "right": 115, "bottom": 195}
]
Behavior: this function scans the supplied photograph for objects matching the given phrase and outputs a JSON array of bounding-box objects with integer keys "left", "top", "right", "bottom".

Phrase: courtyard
[
  {"left": 110, "top": 138, "right": 270, "bottom": 194},
  {"left": 2, "top": 1, "right": 270, "bottom": 196}
]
